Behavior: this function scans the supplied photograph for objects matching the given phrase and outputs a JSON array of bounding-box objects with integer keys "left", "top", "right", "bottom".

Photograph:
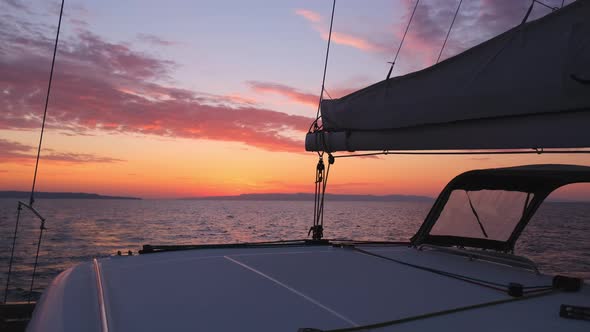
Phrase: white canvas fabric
[{"left": 306, "top": 0, "right": 590, "bottom": 152}]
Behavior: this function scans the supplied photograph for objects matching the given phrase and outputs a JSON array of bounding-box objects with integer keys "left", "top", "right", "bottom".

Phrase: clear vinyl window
[{"left": 430, "top": 189, "right": 532, "bottom": 241}]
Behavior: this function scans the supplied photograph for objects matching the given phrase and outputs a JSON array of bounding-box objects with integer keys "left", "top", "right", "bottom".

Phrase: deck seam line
[{"left": 224, "top": 255, "right": 358, "bottom": 327}]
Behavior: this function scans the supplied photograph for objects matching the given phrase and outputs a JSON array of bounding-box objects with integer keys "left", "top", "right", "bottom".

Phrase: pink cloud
[
  {"left": 294, "top": 9, "right": 322, "bottom": 23},
  {"left": 0, "top": 15, "right": 314, "bottom": 153},
  {"left": 248, "top": 81, "right": 318, "bottom": 107},
  {"left": 321, "top": 31, "right": 385, "bottom": 53},
  {"left": 295, "top": 1, "right": 558, "bottom": 72},
  {"left": 248, "top": 81, "right": 360, "bottom": 107},
  {"left": 295, "top": 8, "right": 386, "bottom": 53}
]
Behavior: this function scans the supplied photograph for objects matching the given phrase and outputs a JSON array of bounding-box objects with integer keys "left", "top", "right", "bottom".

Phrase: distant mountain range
[
  {"left": 180, "top": 193, "right": 433, "bottom": 202},
  {"left": 0, "top": 191, "right": 141, "bottom": 200}
]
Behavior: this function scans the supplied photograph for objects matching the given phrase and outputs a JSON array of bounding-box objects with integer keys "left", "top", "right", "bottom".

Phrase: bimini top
[{"left": 411, "top": 164, "right": 590, "bottom": 252}]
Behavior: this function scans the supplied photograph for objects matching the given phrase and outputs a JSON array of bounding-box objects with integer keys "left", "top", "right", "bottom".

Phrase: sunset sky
[{"left": 1, "top": 0, "right": 589, "bottom": 200}]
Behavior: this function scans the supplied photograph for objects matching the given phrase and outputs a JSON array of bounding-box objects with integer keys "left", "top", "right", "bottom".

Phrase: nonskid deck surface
[{"left": 28, "top": 245, "right": 589, "bottom": 331}]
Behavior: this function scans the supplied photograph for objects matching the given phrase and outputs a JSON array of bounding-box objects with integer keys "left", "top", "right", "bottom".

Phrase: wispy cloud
[
  {"left": 295, "top": 1, "right": 558, "bottom": 71},
  {"left": 294, "top": 8, "right": 386, "bottom": 53},
  {"left": 294, "top": 9, "right": 321, "bottom": 23},
  {"left": 248, "top": 81, "right": 359, "bottom": 107},
  {"left": 248, "top": 81, "right": 317, "bottom": 107},
  {"left": 4, "top": 0, "right": 28, "bottom": 11},
  {"left": 1, "top": 13, "right": 313, "bottom": 153},
  {"left": 0, "top": 139, "right": 124, "bottom": 164},
  {"left": 137, "top": 33, "right": 178, "bottom": 46},
  {"left": 323, "top": 31, "right": 384, "bottom": 53}
]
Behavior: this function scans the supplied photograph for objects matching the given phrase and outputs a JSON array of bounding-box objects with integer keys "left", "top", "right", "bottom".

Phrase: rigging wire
[
  {"left": 312, "top": 0, "right": 337, "bottom": 133},
  {"left": 523, "top": 0, "right": 559, "bottom": 25},
  {"left": 26, "top": 0, "right": 64, "bottom": 303},
  {"left": 533, "top": 0, "right": 559, "bottom": 11},
  {"left": 436, "top": 0, "right": 463, "bottom": 64},
  {"left": 310, "top": 155, "right": 334, "bottom": 241},
  {"left": 386, "top": 0, "right": 420, "bottom": 80},
  {"left": 30, "top": 0, "right": 65, "bottom": 207},
  {"left": 308, "top": 0, "right": 336, "bottom": 240},
  {"left": 3, "top": 0, "right": 64, "bottom": 304}
]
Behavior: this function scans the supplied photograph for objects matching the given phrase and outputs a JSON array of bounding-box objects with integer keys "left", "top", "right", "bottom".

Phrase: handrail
[
  {"left": 419, "top": 244, "right": 540, "bottom": 274},
  {"left": 3, "top": 201, "right": 47, "bottom": 304}
]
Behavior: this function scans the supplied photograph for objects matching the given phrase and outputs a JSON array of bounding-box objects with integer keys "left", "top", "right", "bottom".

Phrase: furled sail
[{"left": 306, "top": 0, "right": 590, "bottom": 152}]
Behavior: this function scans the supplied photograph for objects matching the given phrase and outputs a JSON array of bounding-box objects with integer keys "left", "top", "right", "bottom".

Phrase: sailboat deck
[{"left": 28, "top": 244, "right": 589, "bottom": 331}]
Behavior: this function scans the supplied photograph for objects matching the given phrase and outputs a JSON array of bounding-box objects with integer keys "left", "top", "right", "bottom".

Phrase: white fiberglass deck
[{"left": 28, "top": 245, "right": 589, "bottom": 331}]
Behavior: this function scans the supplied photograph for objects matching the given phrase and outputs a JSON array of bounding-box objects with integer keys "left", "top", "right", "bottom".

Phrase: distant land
[
  {"left": 180, "top": 193, "right": 434, "bottom": 202},
  {"left": 0, "top": 191, "right": 141, "bottom": 200}
]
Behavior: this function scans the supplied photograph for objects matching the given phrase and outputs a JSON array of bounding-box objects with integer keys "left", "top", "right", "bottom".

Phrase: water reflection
[{"left": 0, "top": 198, "right": 588, "bottom": 301}]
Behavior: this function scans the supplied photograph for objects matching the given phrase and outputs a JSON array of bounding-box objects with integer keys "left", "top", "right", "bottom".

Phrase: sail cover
[{"left": 306, "top": 0, "right": 590, "bottom": 152}]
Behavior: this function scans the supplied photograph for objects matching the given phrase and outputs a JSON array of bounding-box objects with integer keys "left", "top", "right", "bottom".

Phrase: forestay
[{"left": 306, "top": 0, "right": 590, "bottom": 152}]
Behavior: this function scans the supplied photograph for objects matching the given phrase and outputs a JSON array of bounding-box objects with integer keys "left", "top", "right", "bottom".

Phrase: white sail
[{"left": 306, "top": 0, "right": 590, "bottom": 152}]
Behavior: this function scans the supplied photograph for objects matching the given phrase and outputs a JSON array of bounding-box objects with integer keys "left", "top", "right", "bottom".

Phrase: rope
[
  {"left": 522, "top": 1, "right": 535, "bottom": 25},
  {"left": 465, "top": 191, "right": 489, "bottom": 238},
  {"left": 319, "top": 155, "right": 333, "bottom": 232},
  {"left": 353, "top": 247, "right": 509, "bottom": 292},
  {"left": 309, "top": 154, "right": 335, "bottom": 240},
  {"left": 386, "top": 0, "right": 420, "bottom": 80},
  {"left": 312, "top": 0, "right": 337, "bottom": 133},
  {"left": 522, "top": 0, "right": 559, "bottom": 25},
  {"left": 299, "top": 289, "right": 556, "bottom": 332},
  {"left": 331, "top": 149, "right": 590, "bottom": 159},
  {"left": 29, "top": 0, "right": 65, "bottom": 207},
  {"left": 310, "top": 158, "right": 324, "bottom": 239},
  {"left": 436, "top": 0, "right": 463, "bottom": 64},
  {"left": 534, "top": 0, "right": 559, "bottom": 11}
]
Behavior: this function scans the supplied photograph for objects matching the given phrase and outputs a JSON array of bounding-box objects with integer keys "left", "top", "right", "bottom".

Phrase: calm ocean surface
[{"left": 1, "top": 198, "right": 589, "bottom": 301}]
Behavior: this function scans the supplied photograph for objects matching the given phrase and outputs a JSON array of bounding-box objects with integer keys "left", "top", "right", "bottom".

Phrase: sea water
[{"left": 0, "top": 199, "right": 588, "bottom": 301}]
